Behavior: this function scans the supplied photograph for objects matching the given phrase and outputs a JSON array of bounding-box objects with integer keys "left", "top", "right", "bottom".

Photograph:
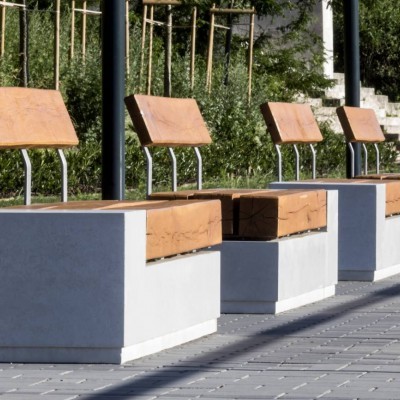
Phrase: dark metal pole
[
  {"left": 102, "top": 0, "right": 125, "bottom": 200},
  {"left": 343, "top": 0, "right": 361, "bottom": 178}
]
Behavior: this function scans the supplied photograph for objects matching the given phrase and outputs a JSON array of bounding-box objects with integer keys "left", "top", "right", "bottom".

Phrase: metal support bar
[
  {"left": 362, "top": 143, "right": 368, "bottom": 175},
  {"left": 194, "top": 147, "right": 202, "bottom": 190},
  {"left": 275, "top": 144, "right": 282, "bottom": 182},
  {"left": 310, "top": 144, "right": 317, "bottom": 179},
  {"left": 374, "top": 143, "right": 380, "bottom": 174},
  {"left": 168, "top": 147, "right": 177, "bottom": 192},
  {"left": 348, "top": 142, "right": 355, "bottom": 178},
  {"left": 143, "top": 147, "right": 153, "bottom": 198},
  {"left": 293, "top": 144, "right": 300, "bottom": 181},
  {"left": 20, "top": 149, "right": 31, "bottom": 205},
  {"left": 57, "top": 149, "right": 68, "bottom": 202}
]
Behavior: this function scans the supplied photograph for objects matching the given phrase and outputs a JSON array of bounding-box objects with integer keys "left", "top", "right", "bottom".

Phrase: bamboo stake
[
  {"left": 126, "top": 0, "right": 130, "bottom": 75},
  {"left": 54, "top": 0, "right": 60, "bottom": 90},
  {"left": 164, "top": 4, "right": 172, "bottom": 97},
  {"left": 0, "top": 5, "right": 5, "bottom": 57},
  {"left": 248, "top": 8, "right": 254, "bottom": 101},
  {"left": 147, "top": 5, "right": 154, "bottom": 95},
  {"left": 140, "top": 5, "right": 147, "bottom": 91},
  {"left": 206, "top": 4, "right": 215, "bottom": 93},
  {"left": 70, "top": 0, "right": 75, "bottom": 59},
  {"left": 82, "top": 0, "right": 87, "bottom": 59},
  {"left": 190, "top": 6, "right": 196, "bottom": 90}
]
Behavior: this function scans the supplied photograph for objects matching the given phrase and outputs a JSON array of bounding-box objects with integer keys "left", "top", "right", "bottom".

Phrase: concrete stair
[{"left": 303, "top": 73, "right": 400, "bottom": 144}]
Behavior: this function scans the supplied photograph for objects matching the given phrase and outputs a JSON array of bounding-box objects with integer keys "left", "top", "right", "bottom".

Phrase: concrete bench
[
  {"left": 0, "top": 88, "right": 222, "bottom": 364},
  {"left": 261, "top": 101, "right": 400, "bottom": 281},
  {"left": 125, "top": 94, "right": 339, "bottom": 313}
]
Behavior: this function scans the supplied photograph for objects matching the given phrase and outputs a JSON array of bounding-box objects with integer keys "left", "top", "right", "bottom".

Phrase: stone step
[
  {"left": 380, "top": 116, "right": 400, "bottom": 126},
  {"left": 333, "top": 72, "right": 345, "bottom": 85},
  {"left": 386, "top": 102, "right": 400, "bottom": 117},
  {"left": 383, "top": 125, "right": 400, "bottom": 135}
]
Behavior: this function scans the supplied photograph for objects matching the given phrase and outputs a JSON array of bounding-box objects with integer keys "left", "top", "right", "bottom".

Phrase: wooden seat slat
[
  {"left": 125, "top": 94, "right": 212, "bottom": 147},
  {"left": 151, "top": 188, "right": 327, "bottom": 239},
  {"left": 10, "top": 199, "right": 222, "bottom": 260},
  {"left": 0, "top": 87, "right": 78, "bottom": 149},
  {"left": 260, "top": 102, "right": 323, "bottom": 144},
  {"left": 336, "top": 106, "right": 385, "bottom": 143}
]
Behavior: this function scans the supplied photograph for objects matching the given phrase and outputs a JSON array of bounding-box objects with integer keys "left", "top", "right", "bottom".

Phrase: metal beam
[
  {"left": 102, "top": 0, "right": 125, "bottom": 200},
  {"left": 343, "top": 0, "right": 361, "bottom": 178}
]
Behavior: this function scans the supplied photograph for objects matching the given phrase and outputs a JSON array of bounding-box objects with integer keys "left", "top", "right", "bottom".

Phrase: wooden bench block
[
  {"left": 336, "top": 106, "right": 385, "bottom": 143},
  {"left": 260, "top": 102, "right": 323, "bottom": 144},
  {"left": 150, "top": 189, "right": 327, "bottom": 239},
  {"left": 238, "top": 189, "right": 327, "bottom": 239},
  {"left": 355, "top": 173, "right": 400, "bottom": 180},
  {"left": 11, "top": 200, "right": 222, "bottom": 261},
  {"left": 150, "top": 189, "right": 266, "bottom": 236},
  {"left": 306, "top": 178, "right": 400, "bottom": 217}
]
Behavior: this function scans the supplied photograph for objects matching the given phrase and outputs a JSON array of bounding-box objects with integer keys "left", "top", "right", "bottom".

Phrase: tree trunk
[{"left": 19, "top": 0, "right": 29, "bottom": 87}]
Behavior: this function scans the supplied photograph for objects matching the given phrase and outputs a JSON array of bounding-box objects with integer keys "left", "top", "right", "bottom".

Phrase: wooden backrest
[
  {"left": 0, "top": 87, "right": 78, "bottom": 149},
  {"left": 124, "top": 94, "right": 212, "bottom": 147},
  {"left": 336, "top": 106, "right": 385, "bottom": 143},
  {"left": 260, "top": 102, "right": 323, "bottom": 144}
]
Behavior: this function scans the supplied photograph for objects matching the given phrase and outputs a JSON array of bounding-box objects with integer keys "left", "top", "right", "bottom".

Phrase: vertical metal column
[
  {"left": 102, "top": 0, "right": 125, "bottom": 200},
  {"left": 343, "top": 0, "right": 361, "bottom": 178}
]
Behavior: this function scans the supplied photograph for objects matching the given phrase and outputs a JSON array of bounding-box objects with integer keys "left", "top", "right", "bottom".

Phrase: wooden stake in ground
[
  {"left": 248, "top": 8, "right": 254, "bottom": 101},
  {"left": 70, "top": 0, "right": 75, "bottom": 59},
  {"left": 0, "top": 5, "right": 5, "bottom": 57},
  {"left": 190, "top": 6, "right": 196, "bottom": 90},
  {"left": 206, "top": 4, "right": 216, "bottom": 93},
  {"left": 126, "top": 0, "right": 130, "bottom": 75},
  {"left": 164, "top": 4, "right": 172, "bottom": 97},
  {"left": 82, "top": 0, "right": 87, "bottom": 59},
  {"left": 147, "top": 4, "right": 154, "bottom": 95},
  {"left": 139, "top": 5, "right": 148, "bottom": 91},
  {"left": 54, "top": 0, "right": 60, "bottom": 90},
  {"left": 19, "top": 0, "right": 28, "bottom": 87}
]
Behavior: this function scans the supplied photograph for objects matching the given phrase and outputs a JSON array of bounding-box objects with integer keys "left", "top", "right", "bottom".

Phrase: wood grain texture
[
  {"left": 0, "top": 87, "right": 78, "bottom": 148},
  {"left": 150, "top": 189, "right": 266, "bottom": 236},
  {"left": 336, "top": 106, "right": 385, "bottom": 143},
  {"left": 124, "top": 94, "right": 212, "bottom": 147},
  {"left": 10, "top": 199, "right": 222, "bottom": 260},
  {"left": 238, "top": 189, "right": 327, "bottom": 239},
  {"left": 260, "top": 102, "right": 323, "bottom": 144},
  {"left": 355, "top": 173, "right": 400, "bottom": 180}
]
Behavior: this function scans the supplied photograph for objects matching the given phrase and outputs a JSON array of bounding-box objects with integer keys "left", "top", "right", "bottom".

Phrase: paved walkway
[{"left": 2, "top": 276, "right": 400, "bottom": 399}]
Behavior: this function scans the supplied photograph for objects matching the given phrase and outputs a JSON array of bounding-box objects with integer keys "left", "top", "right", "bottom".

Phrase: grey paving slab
[{"left": 2, "top": 277, "right": 400, "bottom": 399}]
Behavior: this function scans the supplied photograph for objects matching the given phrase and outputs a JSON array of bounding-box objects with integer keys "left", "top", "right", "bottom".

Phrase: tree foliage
[{"left": 332, "top": 0, "right": 400, "bottom": 101}]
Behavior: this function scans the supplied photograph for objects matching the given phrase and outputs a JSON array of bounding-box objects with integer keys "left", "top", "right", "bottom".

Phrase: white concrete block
[
  {"left": 218, "top": 190, "right": 338, "bottom": 313},
  {"left": 0, "top": 209, "right": 220, "bottom": 364},
  {"left": 270, "top": 181, "right": 400, "bottom": 281}
]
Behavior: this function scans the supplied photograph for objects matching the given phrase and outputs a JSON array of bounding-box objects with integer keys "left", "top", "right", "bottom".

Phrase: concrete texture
[
  {"left": 270, "top": 181, "right": 400, "bottom": 281},
  {"left": 1, "top": 276, "right": 400, "bottom": 399},
  {"left": 218, "top": 190, "right": 338, "bottom": 313},
  {"left": 0, "top": 209, "right": 220, "bottom": 364}
]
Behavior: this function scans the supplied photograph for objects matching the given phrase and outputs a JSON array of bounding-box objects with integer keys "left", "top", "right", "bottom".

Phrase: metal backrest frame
[
  {"left": 336, "top": 106, "right": 385, "bottom": 178},
  {"left": 0, "top": 87, "right": 79, "bottom": 204},
  {"left": 125, "top": 94, "right": 211, "bottom": 197},
  {"left": 260, "top": 102, "right": 323, "bottom": 181}
]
